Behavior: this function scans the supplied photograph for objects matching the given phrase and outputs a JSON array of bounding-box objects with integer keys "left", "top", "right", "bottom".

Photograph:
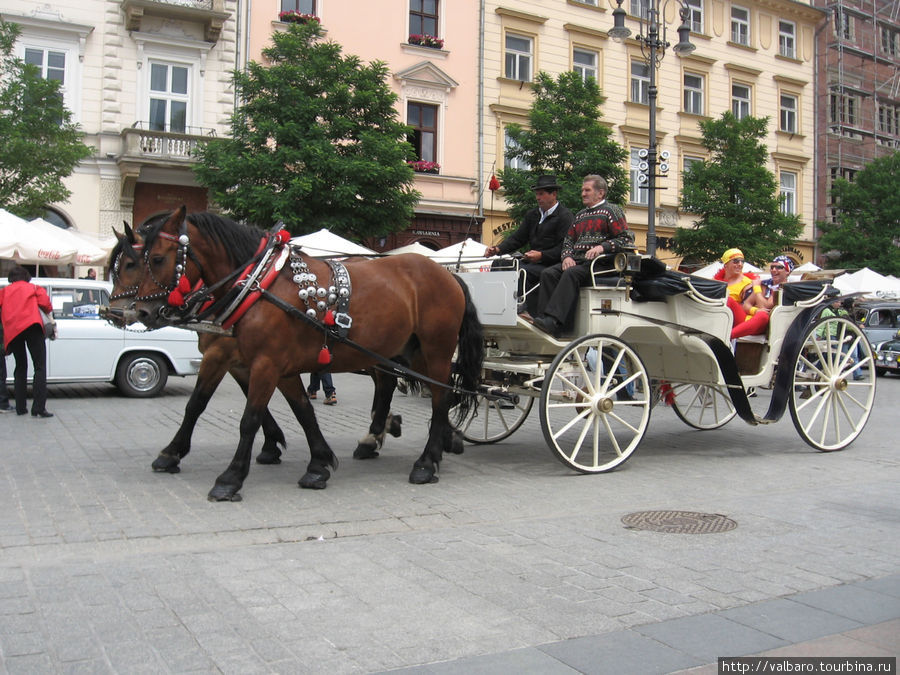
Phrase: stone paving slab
[{"left": 0, "top": 373, "right": 898, "bottom": 672}]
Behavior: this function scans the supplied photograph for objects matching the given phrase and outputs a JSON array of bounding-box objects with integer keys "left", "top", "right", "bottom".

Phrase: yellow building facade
[{"left": 482, "top": 0, "right": 824, "bottom": 269}]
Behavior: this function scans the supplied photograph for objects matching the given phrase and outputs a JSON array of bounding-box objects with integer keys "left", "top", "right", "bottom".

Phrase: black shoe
[
  {"left": 31, "top": 411, "right": 54, "bottom": 418},
  {"left": 16, "top": 410, "right": 28, "bottom": 416},
  {"left": 532, "top": 315, "right": 563, "bottom": 338},
  {"left": 0, "top": 404, "right": 13, "bottom": 413}
]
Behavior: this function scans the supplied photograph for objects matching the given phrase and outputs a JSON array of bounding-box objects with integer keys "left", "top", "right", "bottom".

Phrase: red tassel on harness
[
  {"left": 177, "top": 275, "right": 192, "bottom": 293},
  {"left": 324, "top": 309, "right": 336, "bottom": 326},
  {"left": 317, "top": 346, "right": 331, "bottom": 365},
  {"left": 276, "top": 229, "right": 291, "bottom": 244},
  {"left": 168, "top": 289, "right": 185, "bottom": 307}
]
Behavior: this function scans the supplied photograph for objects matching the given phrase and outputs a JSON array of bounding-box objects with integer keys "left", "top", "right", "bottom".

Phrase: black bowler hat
[{"left": 531, "top": 175, "right": 561, "bottom": 191}]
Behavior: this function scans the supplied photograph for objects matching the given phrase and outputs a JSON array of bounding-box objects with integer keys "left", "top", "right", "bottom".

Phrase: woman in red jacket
[{"left": 0, "top": 265, "right": 54, "bottom": 417}]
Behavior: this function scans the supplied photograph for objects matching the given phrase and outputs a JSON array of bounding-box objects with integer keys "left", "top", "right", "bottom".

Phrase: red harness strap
[{"left": 220, "top": 239, "right": 287, "bottom": 330}]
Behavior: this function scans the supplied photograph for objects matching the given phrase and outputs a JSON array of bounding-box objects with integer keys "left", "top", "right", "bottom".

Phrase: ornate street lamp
[{"left": 609, "top": 0, "right": 695, "bottom": 257}]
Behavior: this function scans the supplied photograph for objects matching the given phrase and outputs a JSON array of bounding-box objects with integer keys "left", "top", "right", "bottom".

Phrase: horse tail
[{"left": 450, "top": 275, "right": 485, "bottom": 423}]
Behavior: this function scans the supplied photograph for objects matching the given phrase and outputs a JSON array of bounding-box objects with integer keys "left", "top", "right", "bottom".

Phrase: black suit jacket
[{"left": 497, "top": 203, "right": 575, "bottom": 266}]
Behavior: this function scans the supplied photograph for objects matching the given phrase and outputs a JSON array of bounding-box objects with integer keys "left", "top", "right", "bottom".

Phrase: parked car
[
  {"left": 3, "top": 278, "right": 201, "bottom": 397},
  {"left": 851, "top": 301, "right": 900, "bottom": 345},
  {"left": 873, "top": 329, "right": 900, "bottom": 376}
]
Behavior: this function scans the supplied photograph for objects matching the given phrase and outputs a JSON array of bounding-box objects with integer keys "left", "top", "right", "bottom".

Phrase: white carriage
[{"left": 455, "top": 255, "right": 876, "bottom": 473}]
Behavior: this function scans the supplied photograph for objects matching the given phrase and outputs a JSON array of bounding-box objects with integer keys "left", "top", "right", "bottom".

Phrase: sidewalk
[{"left": 0, "top": 372, "right": 898, "bottom": 673}]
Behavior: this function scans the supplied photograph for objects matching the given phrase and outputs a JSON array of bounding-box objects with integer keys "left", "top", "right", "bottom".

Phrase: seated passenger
[
  {"left": 745, "top": 255, "right": 794, "bottom": 313},
  {"left": 717, "top": 248, "right": 769, "bottom": 340},
  {"left": 484, "top": 175, "right": 574, "bottom": 316},
  {"left": 532, "top": 175, "right": 633, "bottom": 338}
]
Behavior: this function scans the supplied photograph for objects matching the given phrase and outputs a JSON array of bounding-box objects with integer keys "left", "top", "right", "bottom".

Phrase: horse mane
[{"left": 143, "top": 211, "right": 266, "bottom": 268}]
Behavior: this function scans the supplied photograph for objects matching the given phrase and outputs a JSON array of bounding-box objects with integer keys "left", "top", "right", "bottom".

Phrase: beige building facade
[
  {"left": 1, "top": 0, "right": 238, "bottom": 271},
  {"left": 482, "top": 0, "right": 824, "bottom": 269}
]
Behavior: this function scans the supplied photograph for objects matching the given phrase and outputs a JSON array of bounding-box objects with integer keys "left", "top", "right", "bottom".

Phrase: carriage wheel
[
  {"left": 457, "top": 393, "right": 534, "bottom": 444},
  {"left": 671, "top": 383, "right": 736, "bottom": 430},
  {"left": 539, "top": 334, "right": 651, "bottom": 473},
  {"left": 789, "top": 316, "right": 876, "bottom": 451}
]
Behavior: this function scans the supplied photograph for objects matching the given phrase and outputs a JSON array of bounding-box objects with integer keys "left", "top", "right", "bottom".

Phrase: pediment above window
[{"left": 394, "top": 61, "right": 459, "bottom": 92}]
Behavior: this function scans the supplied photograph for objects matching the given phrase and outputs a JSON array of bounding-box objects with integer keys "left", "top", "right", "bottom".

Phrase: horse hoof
[
  {"left": 409, "top": 467, "right": 439, "bottom": 484},
  {"left": 152, "top": 455, "right": 181, "bottom": 473},
  {"left": 299, "top": 472, "right": 329, "bottom": 489},
  {"left": 256, "top": 452, "right": 282, "bottom": 465},
  {"left": 448, "top": 431, "right": 465, "bottom": 455},
  {"left": 388, "top": 414, "right": 402, "bottom": 438},
  {"left": 353, "top": 443, "right": 380, "bottom": 460},
  {"left": 208, "top": 486, "right": 242, "bottom": 502}
]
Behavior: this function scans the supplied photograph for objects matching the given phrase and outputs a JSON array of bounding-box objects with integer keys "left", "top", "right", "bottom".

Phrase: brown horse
[
  {"left": 105, "top": 220, "right": 403, "bottom": 477},
  {"left": 132, "top": 208, "right": 483, "bottom": 500}
]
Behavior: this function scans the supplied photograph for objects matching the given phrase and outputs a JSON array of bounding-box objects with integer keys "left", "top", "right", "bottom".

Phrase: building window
[
  {"left": 683, "top": 72, "right": 704, "bottom": 115},
  {"left": 780, "top": 94, "right": 797, "bottom": 133},
  {"left": 631, "top": 61, "right": 650, "bottom": 104},
  {"left": 149, "top": 61, "right": 189, "bottom": 133},
  {"left": 281, "top": 0, "right": 315, "bottom": 13},
  {"left": 409, "top": 0, "right": 439, "bottom": 37},
  {"left": 882, "top": 26, "right": 899, "bottom": 56},
  {"left": 878, "top": 103, "right": 899, "bottom": 136},
  {"left": 834, "top": 8, "right": 853, "bottom": 40},
  {"left": 731, "top": 6, "right": 750, "bottom": 45},
  {"left": 830, "top": 93, "right": 858, "bottom": 126},
  {"left": 24, "top": 47, "right": 66, "bottom": 84},
  {"left": 732, "top": 83, "right": 751, "bottom": 119},
  {"left": 684, "top": 0, "right": 703, "bottom": 33},
  {"left": 408, "top": 101, "right": 438, "bottom": 164},
  {"left": 505, "top": 33, "right": 532, "bottom": 82},
  {"left": 630, "top": 0, "right": 650, "bottom": 20},
  {"left": 573, "top": 48, "right": 598, "bottom": 83},
  {"left": 504, "top": 127, "right": 530, "bottom": 170},
  {"left": 779, "top": 20, "right": 796, "bottom": 58},
  {"left": 780, "top": 171, "right": 797, "bottom": 215},
  {"left": 629, "top": 149, "right": 649, "bottom": 205}
]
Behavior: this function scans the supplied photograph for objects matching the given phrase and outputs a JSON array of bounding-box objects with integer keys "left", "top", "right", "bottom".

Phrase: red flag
[{"left": 489, "top": 174, "right": 500, "bottom": 191}]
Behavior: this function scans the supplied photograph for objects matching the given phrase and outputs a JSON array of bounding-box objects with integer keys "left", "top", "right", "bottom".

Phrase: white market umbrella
[
  {"left": 28, "top": 218, "right": 109, "bottom": 265},
  {"left": 290, "top": 228, "right": 375, "bottom": 258},
  {"left": 0, "top": 208, "right": 78, "bottom": 265},
  {"left": 429, "top": 239, "right": 488, "bottom": 270},
  {"left": 386, "top": 242, "right": 436, "bottom": 256},
  {"left": 831, "top": 267, "right": 899, "bottom": 297}
]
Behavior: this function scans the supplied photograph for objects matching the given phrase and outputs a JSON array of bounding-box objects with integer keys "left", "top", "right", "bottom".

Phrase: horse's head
[
  {"left": 100, "top": 221, "right": 146, "bottom": 326},
  {"left": 133, "top": 206, "right": 194, "bottom": 328}
]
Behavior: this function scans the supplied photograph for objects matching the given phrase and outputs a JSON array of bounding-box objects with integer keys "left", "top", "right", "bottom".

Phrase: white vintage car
[{"left": 3, "top": 277, "right": 201, "bottom": 397}]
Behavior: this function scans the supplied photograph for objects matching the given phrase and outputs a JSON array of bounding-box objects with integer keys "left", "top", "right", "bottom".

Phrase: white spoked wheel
[
  {"left": 457, "top": 393, "right": 534, "bottom": 444},
  {"left": 539, "top": 334, "right": 651, "bottom": 473},
  {"left": 790, "top": 316, "right": 876, "bottom": 451},
  {"left": 670, "top": 383, "right": 736, "bottom": 430}
]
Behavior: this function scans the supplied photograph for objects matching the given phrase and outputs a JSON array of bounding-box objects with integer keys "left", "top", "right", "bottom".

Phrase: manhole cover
[{"left": 622, "top": 510, "right": 737, "bottom": 534}]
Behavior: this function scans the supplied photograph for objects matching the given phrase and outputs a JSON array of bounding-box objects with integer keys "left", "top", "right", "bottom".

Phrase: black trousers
[
  {"left": 491, "top": 258, "right": 552, "bottom": 315},
  {"left": 8, "top": 323, "right": 48, "bottom": 414},
  {"left": 537, "top": 262, "right": 594, "bottom": 326},
  {"left": 0, "top": 344, "right": 8, "bottom": 407}
]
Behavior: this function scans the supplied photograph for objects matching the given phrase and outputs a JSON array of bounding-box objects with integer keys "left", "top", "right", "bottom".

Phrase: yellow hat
[{"left": 721, "top": 248, "right": 744, "bottom": 263}]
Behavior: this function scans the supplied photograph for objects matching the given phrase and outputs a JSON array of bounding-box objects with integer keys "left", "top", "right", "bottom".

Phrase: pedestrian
[
  {"left": 307, "top": 371, "right": 337, "bottom": 405},
  {"left": 0, "top": 266, "right": 54, "bottom": 417},
  {"left": 484, "top": 175, "right": 574, "bottom": 316}
]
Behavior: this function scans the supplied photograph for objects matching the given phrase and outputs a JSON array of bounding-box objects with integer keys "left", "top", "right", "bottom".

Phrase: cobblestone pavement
[{"left": 0, "top": 370, "right": 898, "bottom": 673}]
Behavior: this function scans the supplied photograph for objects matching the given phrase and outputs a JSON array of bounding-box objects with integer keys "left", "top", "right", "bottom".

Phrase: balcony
[
  {"left": 122, "top": 0, "right": 230, "bottom": 42},
  {"left": 117, "top": 124, "right": 216, "bottom": 202}
]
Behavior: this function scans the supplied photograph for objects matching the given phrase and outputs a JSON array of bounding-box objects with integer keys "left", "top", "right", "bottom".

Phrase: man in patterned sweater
[{"left": 533, "top": 175, "right": 633, "bottom": 337}]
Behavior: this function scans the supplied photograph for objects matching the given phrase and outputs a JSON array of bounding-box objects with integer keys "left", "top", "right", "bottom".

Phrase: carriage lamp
[{"left": 609, "top": 0, "right": 695, "bottom": 257}]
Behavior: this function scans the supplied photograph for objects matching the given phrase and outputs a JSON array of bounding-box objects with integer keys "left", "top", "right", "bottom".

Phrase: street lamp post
[{"left": 609, "top": 0, "right": 695, "bottom": 257}]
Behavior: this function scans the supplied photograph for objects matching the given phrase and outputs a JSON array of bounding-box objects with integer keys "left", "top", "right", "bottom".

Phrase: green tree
[
  {"left": 498, "top": 71, "right": 628, "bottom": 226},
  {"left": 0, "top": 20, "right": 92, "bottom": 218},
  {"left": 673, "top": 112, "right": 802, "bottom": 266},
  {"left": 194, "top": 21, "right": 418, "bottom": 238},
  {"left": 818, "top": 152, "right": 900, "bottom": 275}
]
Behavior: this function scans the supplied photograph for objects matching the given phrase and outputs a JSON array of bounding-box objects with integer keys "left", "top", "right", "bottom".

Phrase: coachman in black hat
[{"left": 484, "top": 175, "right": 574, "bottom": 315}]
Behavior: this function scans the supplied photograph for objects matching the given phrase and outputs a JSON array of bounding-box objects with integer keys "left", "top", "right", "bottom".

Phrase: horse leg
[
  {"left": 278, "top": 376, "right": 338, "bottom": 489},
  {"left": 354, "top": 370, "right": 400, "bottom": 459},
  {"left": 225, "top": 360, "right": 287, "bottom": 465},
  {"left": 409, "top": 384, "right": 452, "bottom": 484}
]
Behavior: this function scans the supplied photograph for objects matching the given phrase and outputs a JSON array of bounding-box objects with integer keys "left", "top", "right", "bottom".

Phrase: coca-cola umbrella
[
  {"left": 0, "top": 208, "right": 78, "bottom": 266},
  {"left": 27, "top": 217, "right": 109, "bottom": 265}
]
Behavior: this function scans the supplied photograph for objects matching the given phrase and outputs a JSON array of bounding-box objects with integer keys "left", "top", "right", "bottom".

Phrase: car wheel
[{"left": 116, "top": 352, "right": 168, "bottom": 398}]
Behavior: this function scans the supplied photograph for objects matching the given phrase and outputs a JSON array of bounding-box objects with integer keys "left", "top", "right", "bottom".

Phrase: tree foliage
[
  {"left": 194, "top": 21, "right": 418, "bottom": 238},
  {"left": 817, "top": 151, "right": 900, "bottom": 275},
  {"left": 0, "top": 20, "right": 92, "bottom": 218},
  {"left": 498, "top": 71, "right": 628, "bottom": 225},
  {"left": 673, "top": 112, "right": 802, "bottom": 266}
]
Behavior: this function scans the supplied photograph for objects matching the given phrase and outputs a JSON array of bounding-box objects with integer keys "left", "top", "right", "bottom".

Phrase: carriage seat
[
  {"left": 780, "top": 280, "right": 828, "bottom": 305},
  {"left": 630, "top": 270, "right": 727, "bottom": 303}
]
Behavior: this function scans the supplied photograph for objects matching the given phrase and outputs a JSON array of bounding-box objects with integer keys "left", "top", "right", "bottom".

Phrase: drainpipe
[{"left": 478, "top": 0, "right": 485, "bottom": 222}]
